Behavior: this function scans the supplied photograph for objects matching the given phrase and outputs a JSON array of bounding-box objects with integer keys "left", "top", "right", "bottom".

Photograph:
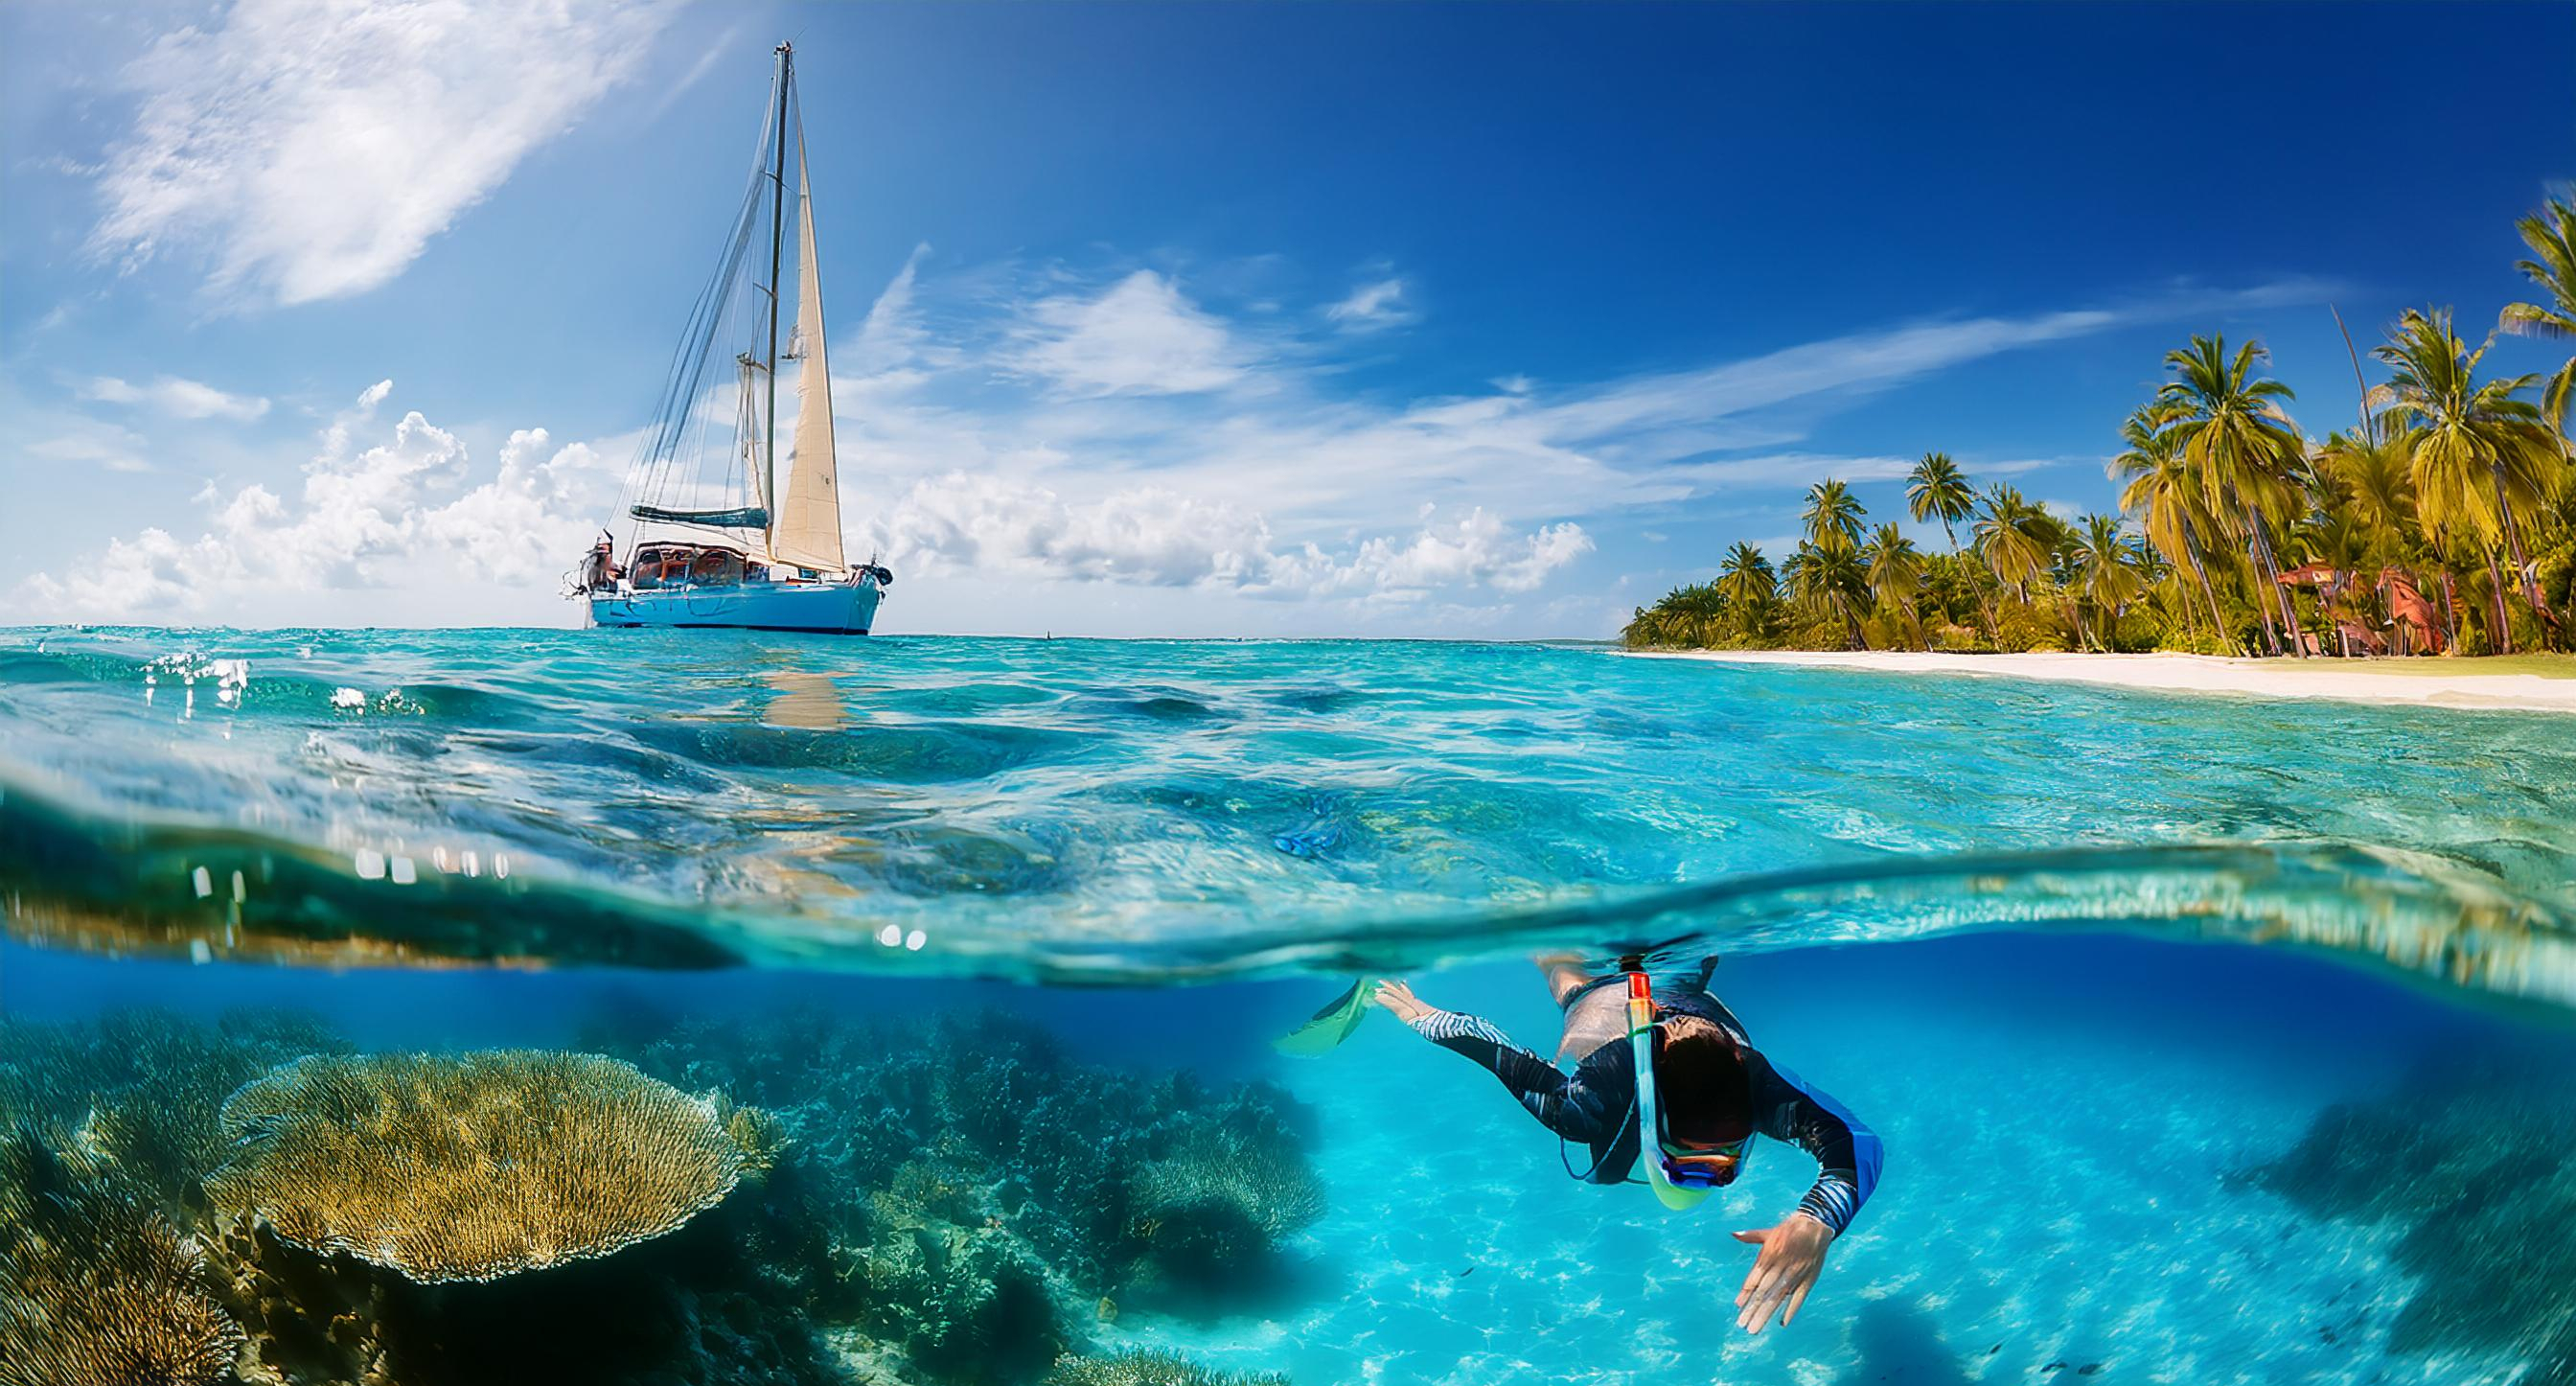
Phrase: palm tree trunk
[
  {"left": 1835, "top": 594, "right": 1869, "bottom": 651},
  {"left": 2242, "top": 543, "right": 2281, "bottom": 655},
  {"left": 2486, "top": 549, "right": 2515, "bottom": 654},
  {"left": 1946, "top": 519, "right": 2000, "bottom": 644},
  {"left": 2242, "top": 500, "right": 2303, "bottom": 657},
  {"left": 2180, "top": 520, "right": 2232, "bottom": 655},
  {"left": 2440, "top": 568, "right": 2461, "bottom": 654},
  {"left": 2492, "top": 468, "right": 2560, "bottom": 637}
]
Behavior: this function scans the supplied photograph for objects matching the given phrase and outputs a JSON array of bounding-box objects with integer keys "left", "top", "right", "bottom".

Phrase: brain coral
[
  {"left": 203, "top": 1051, "right": 767, "bottom": 1283},
  {"left": 0, "top": 1131, "right": 245, "bottom": 1386}
]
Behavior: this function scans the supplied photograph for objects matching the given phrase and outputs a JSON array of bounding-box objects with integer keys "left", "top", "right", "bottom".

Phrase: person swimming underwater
[{"left": 1370, "top": 955, "right": 1882, "bottom": 1335}]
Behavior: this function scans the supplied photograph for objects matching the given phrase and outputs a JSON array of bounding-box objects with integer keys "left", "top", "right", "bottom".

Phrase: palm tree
[
  {"left": 1972, "top": 484, "right": 2052, "bottom": 605},
  {"left": 2373, "top": 307, "right": 2564, "bottom": 649},
  {"left": 1802, "top": 479, "right": 1866, "bottom": 548},
  {"left": 2112, "top": 404, "right": 2233, "bottom": 650},
  {"left": 1788, "top": 536, "right": 1871, "bottom": 649},
  {"left": 2499, "top": 192, "right": 2576, "bottom": 440},
  {"left": 1863, "top": 522, "right": 1928, "bottom": 648},
  {"left": 2318, "top": 427, "right": 2430, "bottom": 653},
  {"left": 2156, "top": 335, "right": 2311, "bottom": 656},
  {"left": 1906, "top": 451, "right": 1993, "bottom": 640},
  {"left": 2074, "top": 513, "right": 2145, "bottom": 651},
  {"left": 1715, "top": 542, "right": 1777, "bottom": 638}
]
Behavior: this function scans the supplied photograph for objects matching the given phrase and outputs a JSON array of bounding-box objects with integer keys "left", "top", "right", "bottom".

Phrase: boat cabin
[{"left": 630, "top": 542, "right": 752, "bottom": 589}]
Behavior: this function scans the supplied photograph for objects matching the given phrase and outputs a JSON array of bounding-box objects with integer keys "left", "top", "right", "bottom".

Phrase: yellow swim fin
[{"left": 1272, "top": 977, "right": 1378, "bottom": 1055}]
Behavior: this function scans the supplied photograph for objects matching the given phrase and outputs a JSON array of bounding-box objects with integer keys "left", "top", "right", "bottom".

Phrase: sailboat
[{"left": 573, "top": 41, "right": 892, "bottom": 635}]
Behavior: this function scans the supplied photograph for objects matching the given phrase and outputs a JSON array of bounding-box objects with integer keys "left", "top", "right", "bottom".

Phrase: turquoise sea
[{"left": 5, "top": 628, "right": 2576, "bottom": 1386}]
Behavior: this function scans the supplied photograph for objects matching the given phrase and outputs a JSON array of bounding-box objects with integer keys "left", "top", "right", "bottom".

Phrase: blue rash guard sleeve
[
  {"left": 1406, "top": 1007, "right": 1625, "bottom": 1151},
  {"left": 1748, "top": 1052, "right": 1883, "bottom": 1236}
]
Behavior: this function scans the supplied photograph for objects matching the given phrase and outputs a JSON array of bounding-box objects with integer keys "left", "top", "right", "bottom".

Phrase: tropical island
[{"left": 1622, "top": 196, "right": 2576, "bottom": 675}]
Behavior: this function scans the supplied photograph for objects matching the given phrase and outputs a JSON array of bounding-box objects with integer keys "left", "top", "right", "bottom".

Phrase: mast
[{"left": 763, "top": 40, "right": 792, "bottom": 551}]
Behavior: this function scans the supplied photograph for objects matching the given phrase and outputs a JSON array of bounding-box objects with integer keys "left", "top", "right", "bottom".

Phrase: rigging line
[
  {"left": 632, "top": 171, "right": 764, "bottom": 543},
  {"left": 615, "top": 61, "right": 780, "bottom": 552},
  {"left": 620, "top": 179, "right": 763, "bottom": 545},
  {"left": 636, "top": 139, "right": 761, "bottom": 473}
]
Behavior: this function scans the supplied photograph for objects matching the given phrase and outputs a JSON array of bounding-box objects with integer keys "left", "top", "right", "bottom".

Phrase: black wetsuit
[{"left": 1404, "top": 978, "right": 1884, "bottom": 1235}]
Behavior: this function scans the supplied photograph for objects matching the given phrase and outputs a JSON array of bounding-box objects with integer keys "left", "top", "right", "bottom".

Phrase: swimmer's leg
[{"left": 1534, "top": 952, "right": 1599, "bottom": 1006}]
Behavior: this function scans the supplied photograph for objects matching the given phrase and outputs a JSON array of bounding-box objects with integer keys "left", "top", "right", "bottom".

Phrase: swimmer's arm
[
  {"left": 1732, "top": 1057, "right": 1881, "bottom": 1334},
  {"left": 1371, "top": 981, "right": 1615, "bottom": 1141},
  {"left": 1750, "top": 1056, "right": 1884, "bottom": 1236}
]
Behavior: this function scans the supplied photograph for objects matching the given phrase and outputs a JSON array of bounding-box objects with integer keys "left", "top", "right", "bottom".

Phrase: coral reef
[
  {"left": 600, "top": 1006, "right": 1322, "bottom": 1379},
  {"left": 204, "top": 1050, "right": 768, "bottom": 1283},
  {"left": 1126, "top": 1129, "right": 1326, "bottom": 1279},
  {"left": 1041, "top": 1350, "right": 1288, "bottom": 1386},
  {"left": 2246, "top": 1068, "right": 2576, "bottom": 1383},
  {"left": 0, "top": 1007, "right": 346, "bottom": 1211},
  {"left": 0, "top": 1128, "right": 245, "bottom": 1386},
  {"left": 0, "top": 1005, "right": 1311, "bottom": 1386}
]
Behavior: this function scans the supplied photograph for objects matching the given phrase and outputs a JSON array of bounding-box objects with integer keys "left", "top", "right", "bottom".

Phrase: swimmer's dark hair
[{"left": 1654, "top": 1014, "right": 1754, "bottom": 1144}]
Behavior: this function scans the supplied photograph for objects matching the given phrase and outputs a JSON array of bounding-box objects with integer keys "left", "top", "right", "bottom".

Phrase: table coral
[{"left": 204, "top": 1050, "right": 770, "bottom": 1283}]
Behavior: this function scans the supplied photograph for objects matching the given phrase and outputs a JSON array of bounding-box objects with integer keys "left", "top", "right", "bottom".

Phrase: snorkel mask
[{"left": 1627, "top": 973, "right": 1749, "bottom": 1210}]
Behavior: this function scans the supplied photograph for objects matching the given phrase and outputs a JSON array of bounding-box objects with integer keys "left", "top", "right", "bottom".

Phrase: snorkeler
[{"left": 1370, "top": 955, "right": 1881, "bottom": 1336}]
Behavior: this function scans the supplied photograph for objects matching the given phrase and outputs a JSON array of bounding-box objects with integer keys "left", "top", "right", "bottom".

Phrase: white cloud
[
  {"left": 792, "top": 263, "right": 2330, "bottom": 630},
  {"left": 92, "top": 0, "right": 677, "bottom": 307},
  {"left": 1005, "top": 270, "right": 1250, "bottom": 397},
  {"left": 852, "top": 472, "right": 1589, "bottom": 599},
  {"left": 27, "top": 425, "right": 155, "bottom": 474},
  {"left": 26, "top": 381, "right": 620, "bottom": 620},
  {"left": 1325, "top": 277, "right": 1415, "bottom": 330},
  {"left": 17, "top": 262, "right": 2332, "bottom": 634},
  {"left": 80, "top": 374, "right": 270, "bottom": 421}
]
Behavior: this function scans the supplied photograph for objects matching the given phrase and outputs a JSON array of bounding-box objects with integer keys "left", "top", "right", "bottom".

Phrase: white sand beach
[{"left": 1633, "top": 648, "right": 2576, "bottom": 713}]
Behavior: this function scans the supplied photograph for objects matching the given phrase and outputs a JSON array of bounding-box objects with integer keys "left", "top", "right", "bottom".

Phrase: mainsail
[{"left": 770, "top": 130, "right": 845, "bottom": 573}]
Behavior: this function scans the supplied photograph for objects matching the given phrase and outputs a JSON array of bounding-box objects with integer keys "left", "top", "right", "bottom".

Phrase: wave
[
  {"left": 7, "top": 772, "right": 2571, "bottom": 1014},
  {"left": 7, "top": 627, "right": 2576, "bottom": 1015}
]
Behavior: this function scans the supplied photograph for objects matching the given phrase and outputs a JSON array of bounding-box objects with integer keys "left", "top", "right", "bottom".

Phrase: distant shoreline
[{"left": 1629, "top": 648, "right": 2576, "bottom": 713}]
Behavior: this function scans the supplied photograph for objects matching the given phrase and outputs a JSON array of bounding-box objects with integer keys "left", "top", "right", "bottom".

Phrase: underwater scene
[{"left": 6, "top": 627, "right": 2576, "bottom": 1386}]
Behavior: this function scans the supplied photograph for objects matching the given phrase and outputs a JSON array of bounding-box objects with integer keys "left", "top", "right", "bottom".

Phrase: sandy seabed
[{"left": 1630, "top": 649, "right": 2576, "bottom": 713}]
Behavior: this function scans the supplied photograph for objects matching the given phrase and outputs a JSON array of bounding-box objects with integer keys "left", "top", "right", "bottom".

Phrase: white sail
[{"left": 770, "top": 129, "right": 845, "bottom": 573}]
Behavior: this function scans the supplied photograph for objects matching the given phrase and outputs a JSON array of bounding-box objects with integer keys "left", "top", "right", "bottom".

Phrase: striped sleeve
[
  {"left": 1753, "top": 1055, "right": 1884, "bottom": 1236},
  {"left": 1406, "top": 1007, "right": 1619, "bottom": 1144}
]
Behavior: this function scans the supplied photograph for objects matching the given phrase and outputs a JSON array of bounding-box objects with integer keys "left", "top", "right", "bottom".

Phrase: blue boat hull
[{"left": 587, "top": 579, "right": 883, "bottom": 634}]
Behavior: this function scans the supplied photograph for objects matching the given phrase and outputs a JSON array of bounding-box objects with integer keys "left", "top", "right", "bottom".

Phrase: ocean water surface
[{"left": 4, "top": 627, "right": 2575, "bottom": 1386}]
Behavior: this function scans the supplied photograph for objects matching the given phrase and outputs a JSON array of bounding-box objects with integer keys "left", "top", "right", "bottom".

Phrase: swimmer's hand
[
  {"left": 1371, "top": 980, "right": 1435, "bottom": 1026},
  {"left": 1732, "top": 1214, "right": 1833, "bottom": 1334}
]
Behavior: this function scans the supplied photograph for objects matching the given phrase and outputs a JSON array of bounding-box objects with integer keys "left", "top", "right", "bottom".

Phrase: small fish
[{"left": 1455, "top": 1266, "right": 1475, "bottom": 1278}]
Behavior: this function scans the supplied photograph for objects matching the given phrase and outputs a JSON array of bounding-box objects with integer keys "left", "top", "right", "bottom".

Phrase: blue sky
[{"left": 4, "top": 1, "right": 2569, "bottom": 635}]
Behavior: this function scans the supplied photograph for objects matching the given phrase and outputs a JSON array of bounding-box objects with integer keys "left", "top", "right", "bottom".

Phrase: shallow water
[{"left": 4, "top": 628, "right": 2576, "bottom": 1385}]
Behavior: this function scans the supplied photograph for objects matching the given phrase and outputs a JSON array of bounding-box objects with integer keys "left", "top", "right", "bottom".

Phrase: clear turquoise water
[{"left": 5, "top": 627, "right": 2576, "bottom": 1384}]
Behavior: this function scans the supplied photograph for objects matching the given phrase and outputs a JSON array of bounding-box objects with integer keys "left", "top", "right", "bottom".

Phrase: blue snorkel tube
[{"left": 1628, "top": 972, "right": 1713, "bottom": 1212}]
